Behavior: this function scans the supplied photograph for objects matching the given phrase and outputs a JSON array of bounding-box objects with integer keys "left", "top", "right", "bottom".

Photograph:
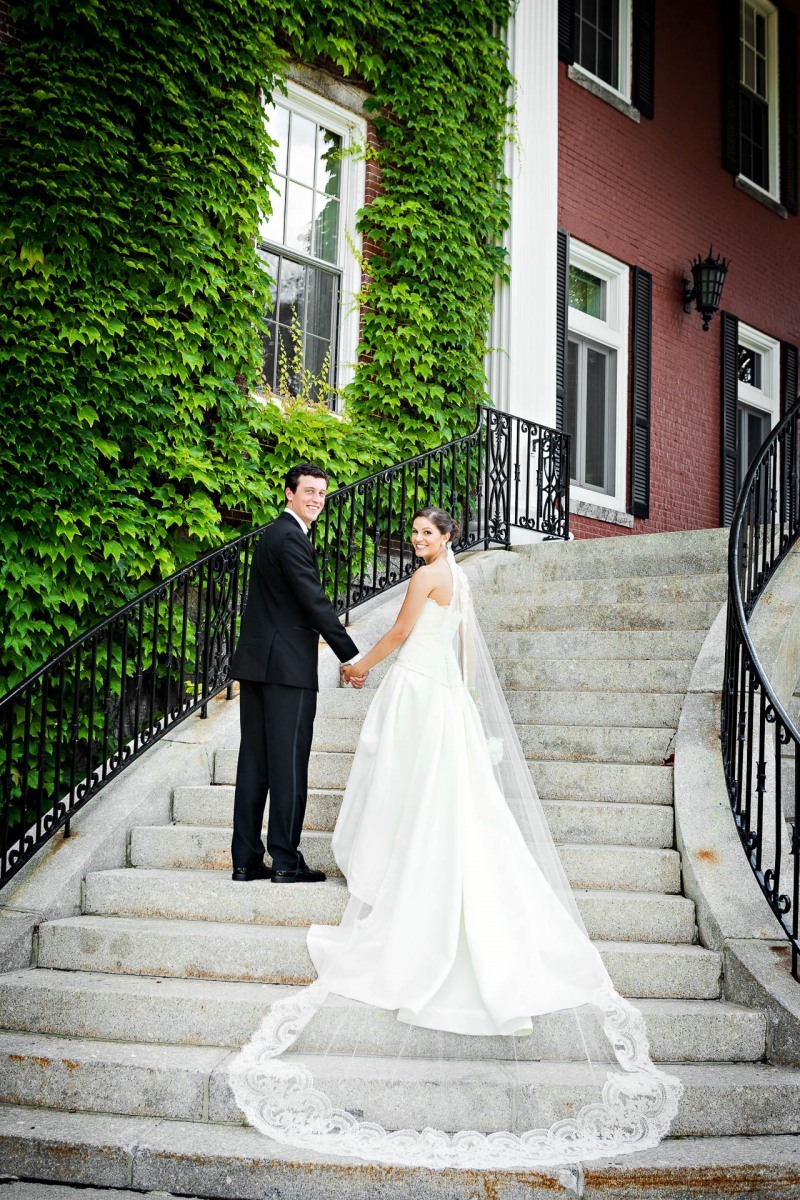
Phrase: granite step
[
  {"left": 516, "top": 724, "right": 674, "bottom": 765},
  {"left": 0, "top": 971, "right": 750, "bottom": 1059},
  {"left": 492, "top": 655, "right": 696, "bottom": 692},
  {"left": 505, "top": 690, "right": 683, "bottom": 728},
  {"left": 475, "top": 600, "right": 722, "bottom": 632},
  {"left": 38, "top": 898, "right": 697, "bottom": 985},
  {"left": 484, "top": 571, "right": 728, "bottom": 605},
  {"left": 493, "top": 529, "right": 729, "bottom": 584},
  {"left": 125, "top": 834, "right": 680, "bottom": 892},
  {"left": 530, "top": 760, "right": 674, "bottom": 803},
  {"left": 484, "top": 628, "right": 707, "bottom": 660},
  {"left": 173, "top": 786, "right": 674, "bottom": 847},
  {"left": 4, "top": 1105, "right": 800, "bottom": 1199},
  {"left": 2, "top": 1036, "right": 790, "bottom": 1136}
]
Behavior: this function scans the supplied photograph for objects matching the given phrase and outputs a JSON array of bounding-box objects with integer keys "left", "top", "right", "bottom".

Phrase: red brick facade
[{"left": 559, "top": 0, "right": 800, "bottom": 538}]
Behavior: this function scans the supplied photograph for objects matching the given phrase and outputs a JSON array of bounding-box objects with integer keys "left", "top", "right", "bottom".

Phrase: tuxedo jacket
[{"left": 230, "top": 511, "right": 358, "bottom": 690}]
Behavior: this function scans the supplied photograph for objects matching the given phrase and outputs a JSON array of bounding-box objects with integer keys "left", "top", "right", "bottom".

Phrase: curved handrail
[
  {"left": 721, "top": 399, "right": 800, "bottom": 979},
  {"left": 0, "top": 404, "right": 570, "bottom": 889}
]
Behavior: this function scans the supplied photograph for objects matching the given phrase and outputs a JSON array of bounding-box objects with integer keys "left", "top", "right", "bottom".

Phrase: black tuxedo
[{"left": 230, "top": 511, "right": 359, "bottom": 872}]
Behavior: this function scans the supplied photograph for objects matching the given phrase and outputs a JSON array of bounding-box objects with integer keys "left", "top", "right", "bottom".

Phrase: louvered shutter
[
  {"left": 632, "top": 0, "right": 655, "bottom": 119},
  {"left": 721, "top": 0, "right": 740, "bottom": 176},
  {"left": 720, "top": 311, "right": 739, "bottom": 527},
  {"left": 779, "top": 5, "right": 798, "bottom": 215},
  {"left": 556, "top": 229, "right": 570, "bottom": 433},
  {"left": 558, "top": 0, "right": 574, "bottom": 64},
  {"left": 629, "top": 267, "right": 652, "bottom": 519}
]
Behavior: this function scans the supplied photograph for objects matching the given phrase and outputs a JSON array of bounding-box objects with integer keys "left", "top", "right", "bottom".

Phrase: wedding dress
[{"left": 230, "top": 549, "right": 683, "bottom": 1171}]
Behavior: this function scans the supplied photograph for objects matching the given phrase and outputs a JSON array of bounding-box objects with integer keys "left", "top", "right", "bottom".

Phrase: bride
[{"left": 230, "top": 507, "right": 683, "bottom": 1171}]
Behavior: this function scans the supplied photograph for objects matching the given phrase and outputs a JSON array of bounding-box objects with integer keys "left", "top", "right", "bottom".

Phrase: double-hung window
[
  {"left": 739, "top": 0, "right": 780, "bottom": 196},
  {"left": 258, "top": 84, "right": 365, "bottom": 407},
  {"left": 573, "top": 0, "right": 632, "bottom": 99},
  {"left": 565, "top": 242, "right": 629, "bottom": 512}
]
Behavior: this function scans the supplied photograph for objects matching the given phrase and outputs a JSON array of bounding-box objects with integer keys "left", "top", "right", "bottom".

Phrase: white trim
[
  {"left": 567, "top": 240, "right": 629, "bottom": 515},
  {"left": 487, "top": 0, "right": 559, "bottom": 425},
  {"left": 265, "top": 82, "right": 366, "bottom": 400},
  {"left": 737, "top": 322, "right": 781, "bottom": 421}
]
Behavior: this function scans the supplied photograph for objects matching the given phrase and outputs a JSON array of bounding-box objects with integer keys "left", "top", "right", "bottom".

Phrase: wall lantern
[{"left": 683, "top": 248, "right": 729, "bottom": 331}]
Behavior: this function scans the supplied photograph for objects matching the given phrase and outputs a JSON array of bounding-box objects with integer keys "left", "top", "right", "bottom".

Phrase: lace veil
[{"left": 229, "top": 548, "right": 682, "bottom": 1174}]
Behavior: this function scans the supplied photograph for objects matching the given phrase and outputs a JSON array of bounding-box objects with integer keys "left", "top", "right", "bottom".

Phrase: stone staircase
[{"left": 3, "top": 527, "right": 800, "bottom": 1196}]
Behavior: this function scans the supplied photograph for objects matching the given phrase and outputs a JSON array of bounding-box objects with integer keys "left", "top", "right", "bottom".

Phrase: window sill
[
  {"left": 567, "top": 65, "right": 640, "bottom": 123},
  {"left": 569, "top": 495, "right": 634, "bottom": 528},
  {"left": 735, "top": 175, "right": 788, "bottom": 218}
]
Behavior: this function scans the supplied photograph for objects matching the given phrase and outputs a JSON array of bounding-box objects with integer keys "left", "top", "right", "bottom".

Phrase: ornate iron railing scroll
[
  {"left": 0, "top": 406, "right": 569, "bottom": 890},
  {"left": 721, "top": 400, "right": 800, "bottom": 980}
]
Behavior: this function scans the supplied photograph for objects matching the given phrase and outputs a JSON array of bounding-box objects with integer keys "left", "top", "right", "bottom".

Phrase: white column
[{"left": 487, "top": 0, "right": 559, "bottom": 429}]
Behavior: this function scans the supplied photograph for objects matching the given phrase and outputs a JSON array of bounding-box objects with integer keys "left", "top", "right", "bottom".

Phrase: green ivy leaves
[{"left": 0, "top": 0, "right": 513, "bottom": 690}]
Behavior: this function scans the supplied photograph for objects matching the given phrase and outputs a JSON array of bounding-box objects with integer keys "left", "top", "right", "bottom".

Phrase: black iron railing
[
  {"left": 0, "top": 405, "right": 569, "bottom": 890},
  {"left": 721, "top": 400, "right": 800, "bottom": 979}
]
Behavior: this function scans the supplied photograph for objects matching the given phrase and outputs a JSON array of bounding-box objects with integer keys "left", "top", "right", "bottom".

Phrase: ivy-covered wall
[{"left": 0, "top": 0, "right": 513, "bottom": 687}]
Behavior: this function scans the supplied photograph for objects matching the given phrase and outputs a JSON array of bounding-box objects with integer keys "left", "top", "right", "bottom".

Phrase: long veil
[{"left": 229, "top": 549, "right": 683, "bottom": 1171}]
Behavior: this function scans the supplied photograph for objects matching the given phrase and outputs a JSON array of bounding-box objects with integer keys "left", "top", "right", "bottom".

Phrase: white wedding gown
[{"left": 230, "top": 552, "right": 683, "bottom": 1171}]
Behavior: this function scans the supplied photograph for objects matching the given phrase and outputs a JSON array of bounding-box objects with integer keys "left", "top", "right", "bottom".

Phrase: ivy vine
[{"left": 0, "top": 0, "right": 513, "bottom": 687}]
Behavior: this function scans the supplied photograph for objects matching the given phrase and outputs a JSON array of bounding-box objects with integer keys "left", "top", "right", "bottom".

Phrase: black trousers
[{"left": 231, "top": 680, "right": 317, "bottom": 873}]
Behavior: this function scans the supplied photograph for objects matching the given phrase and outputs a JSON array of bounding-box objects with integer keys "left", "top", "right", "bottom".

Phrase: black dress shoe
[
  {"left": 272, "top": 866, "right": 327, "bottom": 884},
  {"left": 231, "top": 863, "right": 272, "bottom": 882}
]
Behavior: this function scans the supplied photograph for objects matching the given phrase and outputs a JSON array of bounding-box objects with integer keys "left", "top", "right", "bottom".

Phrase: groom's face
[{"left": 286, "top": 475, "right": 327, "bottom": 527}]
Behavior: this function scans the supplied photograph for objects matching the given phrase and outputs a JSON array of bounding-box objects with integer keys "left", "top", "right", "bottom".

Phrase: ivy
[{"left": 0, "top": 0, "right": 513, "bottom": 689}]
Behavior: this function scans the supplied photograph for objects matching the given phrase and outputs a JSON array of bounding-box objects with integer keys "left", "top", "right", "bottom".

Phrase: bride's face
[{"left": 411, "top": 517, "right": 448, "bottom": 563}]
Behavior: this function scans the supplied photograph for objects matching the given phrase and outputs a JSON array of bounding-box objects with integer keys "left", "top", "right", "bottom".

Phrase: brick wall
[{"left": 559, "top": 0, "right": 800, "bottom": 538}]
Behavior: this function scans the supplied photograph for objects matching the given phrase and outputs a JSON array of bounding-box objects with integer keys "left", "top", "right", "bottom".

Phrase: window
[
  {"left": 573, "top": 0, "right": 632, "bottom": 98},
  {"left": 258, "top": 85, "right": 365, "bottom": 406},
  {"left": 736, "top": 324, "right": 781, "bottom": 489},
  {"left": 565, "top": 243, "right": 629, "bottom": 511},
  {"left": 738, "top": 0, "right": 780, "bottom": 197}
]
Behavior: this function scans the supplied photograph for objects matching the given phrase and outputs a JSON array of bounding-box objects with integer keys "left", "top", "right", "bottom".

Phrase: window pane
[
  {"left": 284, "top": 181, "right": 314, "bottom": 255},
  {"left": 306, "top": 269, "right": 336, "bottom": 341},
  {"left": 566, "top": 340, "right": 580, "bottom": 481},
  {"left": 259, "top": 250, "right": 279, "bottom": 321},
  {"left": 277, "top": 323, "right": 302, "bottom": 395},
  {"left": 305, "top": 332, "right": 332, "bottom": 380},
  {"left": 277, "top": 258, "right": 305, "bottom": 328},
  {"left": 569, "top": 266, "right": 606, "bottom": 319},
  {"left": 288, "top": 113, "right": 316, "bottom": 185},
  {"left": 314, "top": 195, "right": 340, "bottom": 263},
  {"left": 267, "top": 103, "right": 290, "bottom": 177},
  {"left": 738, "top": 345, "right": 762, "bottom": 387},
  {"left": 317, "top": 128, "right": 342, "bottom": 197},
  {"left": 584, "top": 347, "right": 608, "bottom": 489},
  {"left": 260, "top": 178, "right": 285, "bottom": 245},
  {"left": 262, "top": 324, "right": 277, "bottom": 392}
]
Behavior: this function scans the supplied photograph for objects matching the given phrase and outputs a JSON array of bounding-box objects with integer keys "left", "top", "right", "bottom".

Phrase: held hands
[{"left": 341, "top": 663, "right": 369, "bottom": 689}]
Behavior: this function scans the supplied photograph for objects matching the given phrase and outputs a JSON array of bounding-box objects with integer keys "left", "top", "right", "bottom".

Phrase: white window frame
[
  {"left": 738, "top": 321, "right": 781, "bottom": 421},
  {"left": 738, "top": 0, "right": 781, "bottom": 201},
  {"left": 572, "top": 0, "right": 633, "bottom": 102},
  {"left": 567, "top": 241, "right": 629, "bottom": 515},
  {"left": 261, "top": 82, "right": 366, "bottom": 402}
]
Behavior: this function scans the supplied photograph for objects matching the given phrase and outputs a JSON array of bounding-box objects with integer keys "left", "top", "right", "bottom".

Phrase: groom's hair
[{"left": 285, "top": 463, "right": 329, "bottom": 493}]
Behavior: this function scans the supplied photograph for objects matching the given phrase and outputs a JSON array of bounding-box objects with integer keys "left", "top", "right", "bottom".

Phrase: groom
[{"left": 229, "top": 463, "right": 366, "bottom": 883}]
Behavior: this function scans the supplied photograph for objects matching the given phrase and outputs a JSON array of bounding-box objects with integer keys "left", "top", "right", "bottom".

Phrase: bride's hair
[{"left": 413, "top": 506, "right": 460, "bottom": 545}]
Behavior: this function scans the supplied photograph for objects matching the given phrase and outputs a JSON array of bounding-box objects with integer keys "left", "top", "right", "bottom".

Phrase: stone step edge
[{"left": 3, "top": 1103, "right": 800, "bottom": 1197}]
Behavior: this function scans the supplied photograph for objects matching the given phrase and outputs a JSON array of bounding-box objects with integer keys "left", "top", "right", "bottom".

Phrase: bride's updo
[{"left": 413, "top": 507, "right": 460, "bottom": 546}]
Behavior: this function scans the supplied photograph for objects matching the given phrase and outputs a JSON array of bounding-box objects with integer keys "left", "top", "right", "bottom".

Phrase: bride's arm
[{"left": 341, "top": 568, "right": 434, "bottom": 681}]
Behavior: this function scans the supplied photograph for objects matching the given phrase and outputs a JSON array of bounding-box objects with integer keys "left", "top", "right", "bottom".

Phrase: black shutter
[
  {"left": 558, "top": 0, "right": 575, "bottom": 65},
  {"left": 783, "top": 342, "right": 799, "bottom": 414},
  {"left": 721, "top": 0, "right": 740, "bottom": 176},
  {"left": 720, "top": 311, "right": 739, "bottom": 526},
  {"left": 556, "top": 228, "right": 570, "bottom": 433},
  {"left": 632, "top": 0, "right": 655, "bottom": 119},
  {"left": 629, "top": 267, "right": 652, "bottom": 519},
  {"left": 779, "top": 5, "right": 798, "bottom": 215}
]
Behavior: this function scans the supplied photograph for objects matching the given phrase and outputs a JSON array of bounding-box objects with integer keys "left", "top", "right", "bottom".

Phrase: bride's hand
[{"left": 341, "top": 664, "right": 368, "bottom": 688}]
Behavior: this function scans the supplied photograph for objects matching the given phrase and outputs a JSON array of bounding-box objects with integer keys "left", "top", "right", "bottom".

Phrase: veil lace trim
[{"left": 228, "top": 547, "right": 683, "bottom": 1171}]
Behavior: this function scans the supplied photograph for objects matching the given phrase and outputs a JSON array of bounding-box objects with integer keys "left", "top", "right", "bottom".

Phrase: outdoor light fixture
[{"left": 683, "top": 247, "right": 730, "bottom": 331}]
